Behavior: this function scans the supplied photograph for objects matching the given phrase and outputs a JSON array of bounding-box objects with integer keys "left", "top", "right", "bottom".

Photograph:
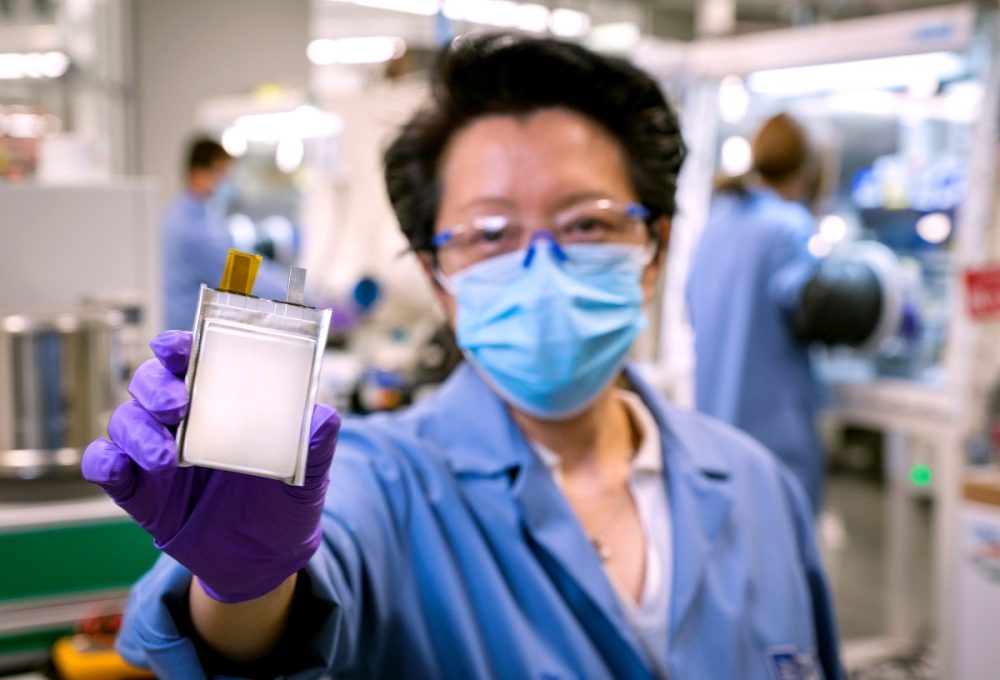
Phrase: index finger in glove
[{"left": 150, "top": 330, "right": 192, "bottom": 376}]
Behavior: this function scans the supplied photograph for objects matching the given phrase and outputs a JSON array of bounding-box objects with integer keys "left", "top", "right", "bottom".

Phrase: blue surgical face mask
[{"left": 449, "top": 236, "right": 650, "bottom": 420}]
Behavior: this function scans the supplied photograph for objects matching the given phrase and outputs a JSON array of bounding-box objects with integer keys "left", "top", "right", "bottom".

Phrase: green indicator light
[{"left": 910, "top": 464, "right": 932, "bottom": 487}]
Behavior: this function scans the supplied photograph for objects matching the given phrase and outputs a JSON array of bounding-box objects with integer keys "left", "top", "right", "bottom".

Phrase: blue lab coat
[
  {"left": 687, "top": 188, "right": 823, "bottom": 512},
  {"left": 161, "top": 192, "right": 288, "bottom": 331},
  {"left": 116, "top": 363, "right": 841, "bottom": 679}
]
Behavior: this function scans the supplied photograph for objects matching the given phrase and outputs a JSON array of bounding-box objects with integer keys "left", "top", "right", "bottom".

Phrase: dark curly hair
[{"left": 383, "top": 32, "right": 686, "bottom": 252}]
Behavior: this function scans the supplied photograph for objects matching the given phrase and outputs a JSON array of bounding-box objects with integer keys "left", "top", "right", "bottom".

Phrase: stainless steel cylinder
[{"left": 0, "top": 309, "right": 125, "bottom": 479}]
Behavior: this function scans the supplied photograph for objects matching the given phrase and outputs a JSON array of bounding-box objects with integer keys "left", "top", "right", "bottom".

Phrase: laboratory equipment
[
  {"left": 80, "top": 291, "right": 149, "bottom": 379},
  {"left": 956, "top": 474, "right": 1000, "bottom": 680},
  {"left": 651, "top": 3, "right": 984, "bottom": 394},
  {"left": 988, "top": 376, "right": 1000, "bottom": 463},
  {"left": 644, "top": 4, "right": 1000, "bottom": 673},
  {"left": 0, "top": 166, "right": 160, "bottom": 671},
  {"left": 52, "top": 631, "right": 155, "bottom": 680},
  {"left": 0, "top": 477, "right": 160, "bottom": 673},
  {"left": 0, "top": 308, "right": 125, "bottom": 480},
  {"left": 0, "top": 181, "right": 161, "bottom": 344},
  {"left": 795, "top": 241, "right": 904, "bottom": 352}
]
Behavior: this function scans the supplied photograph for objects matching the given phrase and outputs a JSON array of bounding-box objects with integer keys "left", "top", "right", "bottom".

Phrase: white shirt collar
[{"left": 533, "top": 389, "right": 662, "bottom": 475}]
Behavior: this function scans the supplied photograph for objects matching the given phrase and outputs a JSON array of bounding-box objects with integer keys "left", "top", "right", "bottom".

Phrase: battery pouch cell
[{"left": 176, "top": 269, "right": 330, "bottom": 486}]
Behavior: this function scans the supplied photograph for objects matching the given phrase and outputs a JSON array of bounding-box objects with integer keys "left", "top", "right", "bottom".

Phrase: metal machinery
[
  {"left": 642, "top": 3, "right": 1000, "bottom": 674},
  {"left": 0, "top": 486, "right": 160, "bottom": 671},
  {"left": 0, "top": 182, "right": 163, "bottom": 670}
]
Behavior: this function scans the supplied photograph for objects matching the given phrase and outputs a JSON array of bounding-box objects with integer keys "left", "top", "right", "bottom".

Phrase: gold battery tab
[{"left": 218, "top": 249, "right": 262, "bottom": 295}]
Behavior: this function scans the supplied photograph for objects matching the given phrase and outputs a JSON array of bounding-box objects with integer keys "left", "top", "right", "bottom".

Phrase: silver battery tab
[{"left": 287, "top": 267, "right": 307, "bottom": 305}]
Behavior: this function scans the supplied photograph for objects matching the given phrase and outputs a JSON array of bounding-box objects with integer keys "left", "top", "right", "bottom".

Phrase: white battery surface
[{"left": 183, "top": 319, "right": 315, "bottom": 480}]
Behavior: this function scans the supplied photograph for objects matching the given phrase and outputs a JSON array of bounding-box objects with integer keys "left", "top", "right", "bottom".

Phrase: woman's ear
[{"left": 641, "top": 217, "right": 671, "bottom": 299}]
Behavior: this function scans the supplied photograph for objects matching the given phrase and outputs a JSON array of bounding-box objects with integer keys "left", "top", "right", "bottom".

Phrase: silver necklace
[
  {"left": 561, "top": 480, "right": 633, "bottom": 563},
  {"left": 586, "top": 488, "right": 632, "bottom": 562}
]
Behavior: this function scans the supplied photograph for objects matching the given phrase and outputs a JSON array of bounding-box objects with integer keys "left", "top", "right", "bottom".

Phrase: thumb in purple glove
[{"left": 82, "top": 330, "right": 341, "bottom": 603}]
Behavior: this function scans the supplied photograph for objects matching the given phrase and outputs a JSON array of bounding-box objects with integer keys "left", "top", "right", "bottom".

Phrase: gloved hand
[{"left": 82, "top": 330, "right": 340, "bottom": 604}]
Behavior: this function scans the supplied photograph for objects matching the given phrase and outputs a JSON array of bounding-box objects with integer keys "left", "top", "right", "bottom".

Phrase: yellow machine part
[{"left": 51, "top": 635, "right": 155, "bottom": 680}]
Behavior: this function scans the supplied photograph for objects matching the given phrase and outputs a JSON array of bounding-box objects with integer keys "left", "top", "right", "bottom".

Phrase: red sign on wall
[{"left": 965, "top": 265, "right": 1000, "bottom": 321}]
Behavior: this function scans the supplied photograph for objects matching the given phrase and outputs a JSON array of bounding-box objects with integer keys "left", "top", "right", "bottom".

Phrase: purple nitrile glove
[{"left": 82, "top": 330, "right": 340, "bottom": 604}]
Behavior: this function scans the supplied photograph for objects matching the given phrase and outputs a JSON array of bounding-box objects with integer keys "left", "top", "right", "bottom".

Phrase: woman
[
  {"left": 687, "top": 114, "right": 826, "bottom": 513},
  {"left": 83, "top": 36, "right": 841, "bottom": 679}
]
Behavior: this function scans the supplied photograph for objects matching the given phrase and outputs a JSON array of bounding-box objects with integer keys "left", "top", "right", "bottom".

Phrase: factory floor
[{"left": 821, "top": 471, "right": 937, "bottom": 678}]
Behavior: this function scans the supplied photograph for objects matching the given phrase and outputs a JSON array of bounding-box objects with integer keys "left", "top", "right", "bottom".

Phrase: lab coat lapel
[
  {"left": 431, "top": 364, "right": 653, "bottom": 678},
  {"left": 513, "top": 454, "right": 654, "bottom": 679},
  {"left": 624, "top": 367, "right": 735, "bottom": 635},
  {"left": 664, "top": 450, "right": 732, "bottom": 633}
]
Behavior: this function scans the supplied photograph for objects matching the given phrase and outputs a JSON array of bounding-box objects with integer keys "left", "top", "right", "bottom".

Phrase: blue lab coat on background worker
[
  {"left": 115, "top": 362, "right": 841, "bottom": 679},
  {"left": 161, "top": 192, "right": 289, "bottom": 331},
  {"left": 686, "top": 187, "right": 823, "bottom": 511}
]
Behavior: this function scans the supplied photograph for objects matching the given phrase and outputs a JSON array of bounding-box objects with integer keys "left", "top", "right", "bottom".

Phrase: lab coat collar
[
  {"left": 430, "top": 362, "right": 733, "bottom": 480},
  {"left": 622, "top": 365, "right": 731, "bottom": 479},
  {"left": 624, "top": 365, "right": 735, "bottom": 634},
  {"left": 423, "top": 362, "right": 529, "bottom": 477},
  {"left": 619, "top": 389, "right": 662, "bottom": 475}
]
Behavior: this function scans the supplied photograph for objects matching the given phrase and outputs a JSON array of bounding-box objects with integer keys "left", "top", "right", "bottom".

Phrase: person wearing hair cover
[{"left": 83, "top": 38, "right": 841, "bottom": 679}]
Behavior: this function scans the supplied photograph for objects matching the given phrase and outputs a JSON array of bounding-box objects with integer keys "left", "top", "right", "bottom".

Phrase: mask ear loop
[
  {"left": 408, "top": 246, "right": 455, "bottom": 295},
  {"left": 641, "top": 241, "right": 660, "bottom": 268},
  {"left": 522, "top": 230, "right": 568, "bottom": 268},
  {"left": 432, "top": 269, "right": 455, "bottom": 295},
  {"left": 642, "top": 213, "right": 668, "bottom": 269}
]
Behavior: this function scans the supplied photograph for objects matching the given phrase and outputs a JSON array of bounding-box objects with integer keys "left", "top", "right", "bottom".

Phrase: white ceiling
[{"left": 310, "top": 0, "right": 973, "bottom": 45}]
